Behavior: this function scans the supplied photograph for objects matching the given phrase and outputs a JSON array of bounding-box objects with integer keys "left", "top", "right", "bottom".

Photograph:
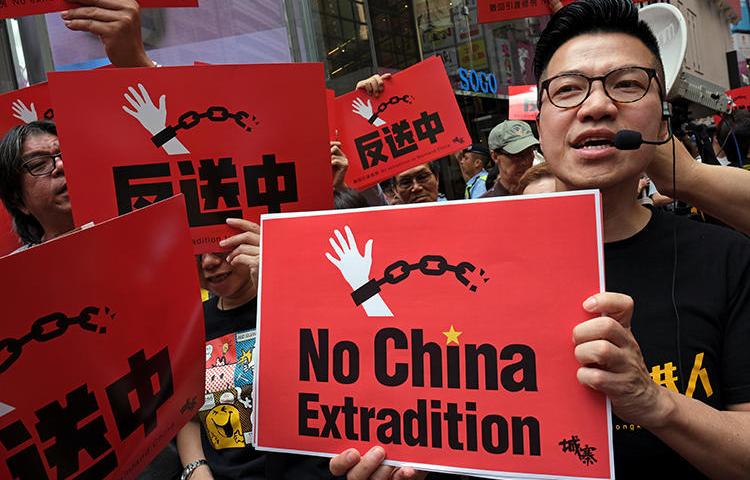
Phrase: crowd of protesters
[{"left": 2, "top": 0, "right": 750, "bottom": 479}]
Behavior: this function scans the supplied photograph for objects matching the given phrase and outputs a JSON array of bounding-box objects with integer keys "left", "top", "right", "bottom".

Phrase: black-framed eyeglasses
[
  {"left": 396, "top": 170, "right": 434, "bottom": 190},
  {"left": 539, "top": 66, "right": 661, "bottom": 109},
  {"left": 21, "top": 152, "right": 63, "bottom": 176}
]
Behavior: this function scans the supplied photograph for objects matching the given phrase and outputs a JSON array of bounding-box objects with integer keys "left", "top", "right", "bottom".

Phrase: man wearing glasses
[
  {"left": 392, "top": 163, "right": 446, "bottom": 204},
  {"left": 329, "top": 0, "right": 750, "bottom": 478},
  {"left": 532, "top": 0, "right": 750, "bottom": 478},
  {"left": 0, "top": 121, "right": 69, "bottom": 250}
]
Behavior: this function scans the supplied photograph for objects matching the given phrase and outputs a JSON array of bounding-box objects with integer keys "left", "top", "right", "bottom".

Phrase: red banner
[
  {"left": 0, "top": 83, "right": 53, "bottom": 136},
  {"left": 0, "top": 208, "right": 20, "bottom": 257},
  {"left": 477, "top": 0, "right": 573, "bottom": 23},
  {"left": 727, "top": 85, "right": 750, "bottom": 110},
  {"left": 0, "top": 0, "right": 197, "bottom": 20},
  {"left": 0, "top": 195, "right": 204, "bottom": 479},
  {"left": 508, "top": 85, "right": 539, "bottom": 121},
  {"left": 48, "top": 64, "right": 332, "bottom": 254},
  {"left": 255, "top": 192, "right": 613, "bottom": 479},
  {"left": 333, "top": 56, "right": 470, "bottom": 190}
]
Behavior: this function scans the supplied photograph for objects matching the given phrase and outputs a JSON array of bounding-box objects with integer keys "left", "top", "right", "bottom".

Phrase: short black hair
[
  {"left": 534, "top": 0, "right": 665, "bottom": 95},
  {"left": 334, "top": 188, "right": 369, "bottom": 210},
  {"left": 0, "top": 121, "right": 57, "bottom": 245}
]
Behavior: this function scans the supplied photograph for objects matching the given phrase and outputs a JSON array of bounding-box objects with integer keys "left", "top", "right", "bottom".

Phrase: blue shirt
[{"left": 464, "top": 169, "right": 488, "bottom": 199}]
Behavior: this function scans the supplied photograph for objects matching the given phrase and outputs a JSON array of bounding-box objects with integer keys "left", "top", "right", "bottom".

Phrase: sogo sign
[{"left": 458, "top": 67, "right": 498, "bottom": 94}]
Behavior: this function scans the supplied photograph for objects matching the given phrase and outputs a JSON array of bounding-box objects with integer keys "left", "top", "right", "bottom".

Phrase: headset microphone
[{"left": 612, "top": 129, "right": 673, "bottom": 150}]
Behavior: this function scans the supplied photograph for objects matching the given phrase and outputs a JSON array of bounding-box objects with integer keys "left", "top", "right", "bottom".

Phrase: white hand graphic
[
  {"left": 326, "top": 226, "right": 393, "bottom": 317},
  {"left": 352, "top": 97, "right": 386, "bottom": 127},
  {"left": 122, "top": 83, "right": 189, "bottom": 155},
  {"left": 11, "top": 100, "right": 37, "bottom": 123}
]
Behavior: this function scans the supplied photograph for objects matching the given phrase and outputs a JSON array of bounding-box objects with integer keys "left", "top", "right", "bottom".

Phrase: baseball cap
[{"left": 488, "top": 120, "right": 540, "bottom": 154}]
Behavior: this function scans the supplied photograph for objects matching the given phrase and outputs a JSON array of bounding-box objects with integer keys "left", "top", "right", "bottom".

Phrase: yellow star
[{"left": 442, "top": 325, "right": 462, "bottom": 345}]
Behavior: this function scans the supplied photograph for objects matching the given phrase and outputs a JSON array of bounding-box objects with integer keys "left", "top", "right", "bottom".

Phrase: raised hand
[
  {"left": 11, "top": 100, "right": 37, "bottom": 123},
  {"left": 122, "top": 83, "right": 189, "bottom": 155},
  {"left": 352, "top": 97, "right": 385, "bottom": 126}
]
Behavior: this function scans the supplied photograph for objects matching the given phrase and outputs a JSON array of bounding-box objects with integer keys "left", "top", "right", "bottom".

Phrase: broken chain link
[
  {"left": 351, "top": 255, "right": 489, "bottom": 306},
  {"left": 367, "top": 95, "right": 415, "bottom": 124},
  {"left": 151, "top": 105, "right": 259, "bottom": 147},
  {"left": 0, "top": 306, "right": 113, "bottom": 373}
]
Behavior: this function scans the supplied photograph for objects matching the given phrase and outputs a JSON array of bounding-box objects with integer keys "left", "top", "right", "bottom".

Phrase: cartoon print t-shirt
[
  {"left": 200, "top": 329, "right": 256, "bottom": 450},
  {"left": 199, "top": 296, "right": 265, "bottom": 479}
]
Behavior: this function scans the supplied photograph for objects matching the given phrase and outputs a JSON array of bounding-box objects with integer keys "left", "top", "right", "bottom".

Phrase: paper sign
[
  {"left": 0, "top": 196, "right": 204, "bottom": 479},
  {"left": 334, "top": 56, "right": 470, "bottom": 190},
  {"left": 0, "top": 208, "right": 19, "bottom": 257},
  {"left": 48, "top": 64, "right": 332, "bottom": 254},
  {"left": 0, "top": 83, "right": 53, "bottom": 136},
  {"left": 508, "top": 85, "right": 539, "bottom": 120},
  {"left": 477, "top": 0, "right": 574, "bottom": 23},
  {"left": 255, "top": 192, "right": 613, "bottom": 480},
  {"left": 326, "top": 89, "right": 337, "bottom": 141},
  {"left": 727, "top": 85, "right": 750, "bottom": 110},
  {"left": 0, "top": 0, "right": 197, "bottom": 20}
]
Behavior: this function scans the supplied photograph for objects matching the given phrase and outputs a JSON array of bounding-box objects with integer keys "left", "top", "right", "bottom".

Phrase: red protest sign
[
  {"left": 334, "top": 56, "right": 470, "bottom": 190},
  {"left": 0, "top": 195, "right": 204, "bottom": 479},
  {"left": 508, "top": 85, "right": 539, "bottom": 121},
  {"left": 477, "top": 0, "right": 573, "bottom": 23},
  {"left": 255, "top": 192, "right": 613, "bottom": 479},
  {"left": 0, "top": 83, "right": 54, "bottom": 135},
  {"left": 0, "top": 208, "right": 20, "bottom": 257},
  {"left": 326, "top": 89, "right": 337, "bottom": 141},
  {"left": 0, "top": 0, "right": 196, "bottom": 20},
  {"left": 48, "top": 64, "right": 332, "bottom": 254},
  {"left": 727, "top": 85, "right": 750, "bottom": 110}
]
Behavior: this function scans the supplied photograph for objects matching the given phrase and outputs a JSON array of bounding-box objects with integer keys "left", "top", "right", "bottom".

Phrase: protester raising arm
[
  {"left": 355, "top": 73, "right": 392, "bottom": 99},
  {"left": 61, "top": 0, "right": 154, "bottom": 68},
  {"left": 649, "top": 140, "right": 750, "bottom": 235}
]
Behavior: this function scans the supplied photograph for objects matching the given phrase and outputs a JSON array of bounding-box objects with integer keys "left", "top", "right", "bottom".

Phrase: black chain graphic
[
  {"left": 368, "top": 95, "right": 415, "bottom": 124},
  {"left": 151, "top": 105, "right": 259, "bottom": 147},
  {"left": 0, "top": 306, "right": 114, "bottom": 373},
  {"left": 43, "top": 108, "right": 54, "bottom": 121},
  {"left": 351, "top": 255, "right": 489, "bottom": 306}
]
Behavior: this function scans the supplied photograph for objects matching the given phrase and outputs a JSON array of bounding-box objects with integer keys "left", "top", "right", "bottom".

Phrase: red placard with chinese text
[
  {"left": 334, "top": 56, "right": 470, "bottom": 190},
  {"left": 477, "top": 0, "right": 574, "bottom": 23},
  {"left": 0, "top": 83, "right": 54, "bottom": 136},
  {"left": 255, "top": 192, "right": 613, "bottom": 479},
  {"left": 508, "top": 85, "right": 539, "bottom": 121},
  {"left": 0, "top": 208, "right": 20, "bottom": 257},
  {"left": 48, "top": 64, "right": 332, "bottom": 254},
  {"left": 0, "top": 0, "right": 197, "bottom": 20},
  {"left": 727, "top": 85, "right": 750, "bottom": 110},
  {"left": 0, "top": 196, "right": 204, "bottom": 479}
]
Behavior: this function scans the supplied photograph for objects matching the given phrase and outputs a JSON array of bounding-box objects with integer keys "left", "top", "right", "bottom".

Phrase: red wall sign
[
  {"left": 255, "top": 192, "right": 613, "bottom": 479},
  {"left": 508, "top": 85, "right": 539, "bottom": 121},
  {"left": 0, "top": 196, "right": 204, "bottom": 479},
  {"left": 0, "top": 82, "right": 53, "bottom": 136},
  {"left": 48, "top": 64, "right": 333, "bottom": 254},
  {"left": 0, "top": 0, "right": 197, "bottom": 20},
  {"left": 333, "top": 56, "right": 470, "bottom": 190},
  {"left": 477, "top": 0, "right": 574, "bottom": 23}
]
